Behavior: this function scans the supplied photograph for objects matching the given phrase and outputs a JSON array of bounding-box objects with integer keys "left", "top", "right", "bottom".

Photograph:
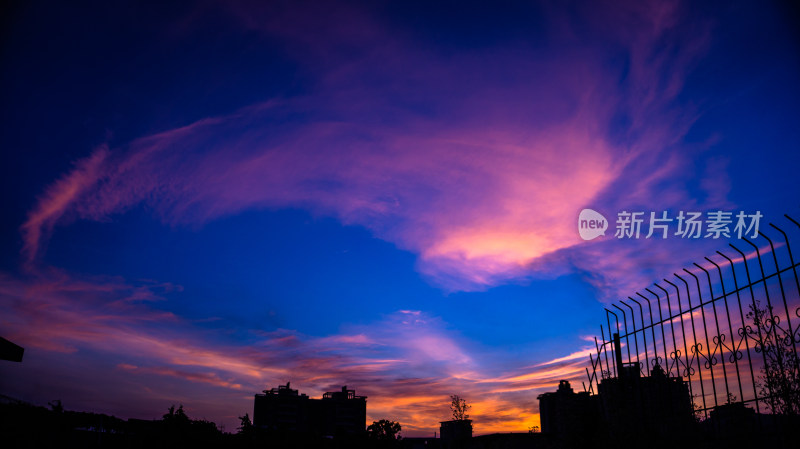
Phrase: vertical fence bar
[
  {"left": 743, "top": 237, "right": 786, "bottom": 412},
  {"left": 600, "top": 325, "right": 612, "bottom": 380},
  {"left": 654, "top": 283, "right": 680, "bottom": 378},
  {"left": 785, "top": 215, "right": 800, "bottom": 350},
  {"left": 676, "top": 272, "right": 708, "bottom": 418},
  {"left": 607, "top": 309, "right": 620, "bottom": 373},
  {"left": 695, "top": 262, "right": 732, "bottom": 403},
  {"left": 638, "top": 292, "right": 661, "bottom": 370},
  {"left": 620, "top": 299, "right": 641, "bottom": 373},
  {"left": 707, "top": 256, "right": 744, "bottom": 403},
  {"left": 646, "top": 288, "right": 669, "bottom": 371},
  {"left": 762, "top": 228, "right": 800, "bottom": 372},
  {"left": 612, "top": 304, "right": 632, "bottom": 365},
  {"left": 685, "top": 268, "right": 720, "bottom": 409},
  {"left": 594, "top": 336, "right": 605, "bottom": 383},
  {"left": 664, "top": 278, "right": 695, "bottom": 405},
  {"left": 717, "top": 250, "right": 760, "bottom": 413},
  {"left": 730, "top": 244, "right": 770, "bottom": 412},
  {"left": 628, "top": 297, "right": 651, "bottom": 376},
  {"left": 771, "top": 221, "right": 800, "bottom": 349}
]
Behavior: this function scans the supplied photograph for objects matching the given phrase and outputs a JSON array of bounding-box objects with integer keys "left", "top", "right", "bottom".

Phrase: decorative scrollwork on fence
[{"left": 670, "top": 349, "right": 693, "bottom": 377}]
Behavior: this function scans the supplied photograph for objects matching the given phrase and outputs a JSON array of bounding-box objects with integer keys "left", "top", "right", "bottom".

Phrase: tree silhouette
[
  {"left": 48, "top": 399, "right": 63, "bottom": 413},
  {"left": 450, "top": 395, "right": 470, "bottom": 421},
  {"left": 691, "top": 394, "right": 703, "bottom": 422},
  {"left": 367, "top": 419, "right": 401, "bottom": 441},
  {"left": 236, "top": 413, "right": 254, "bottom": 435},
  {"left": 163, "top": 404, "right": 190, "bottom": 424},
  {"left": 747, "top": 300, "right": 800, "bottom": 414},
  {"left": 238, "top": 413, "right": 253, "bottom": 433}
]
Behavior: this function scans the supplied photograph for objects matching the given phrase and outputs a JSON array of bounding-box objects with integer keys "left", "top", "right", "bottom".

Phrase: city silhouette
[
  {"left": 3, "top": 321, "right": 798, "bottom": 448},
  {"left": 3, "top": 220, "right": 800, "bottom": 447}
]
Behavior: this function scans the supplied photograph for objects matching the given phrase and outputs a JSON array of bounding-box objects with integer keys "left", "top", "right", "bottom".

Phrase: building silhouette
[
  {"left": 598, "top": 362, "right": 693, "bottom": 439},
  {"left": 597, "top": 334, "right": 693, "bottom": 440},
  {"left": 439, "top": 419, "right": 472, "bottom": 449},
  {"left": 537, "top": 380, "right": 598, "bottom": 438},
  {"left": 0, "top": 336, "right": 24, "bottom": 362},
  {"left": 253, "top": 382, "right": 367, "bottom": 437},
  {"left": 538, "top": 333, "right": 693, "bottom": 443},
  {"left": 253, "top": 382, "right": 310, "bottom": 433}
]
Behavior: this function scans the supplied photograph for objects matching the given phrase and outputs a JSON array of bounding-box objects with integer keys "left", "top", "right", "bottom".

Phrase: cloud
[
  {"left": 536, "top": 347, "right": 597, "bottom": 367},
  {"left": 20, "top": 147, "right": 110, "bottom": 265},
  {"left": 0, "top": 268, "right": 592, "bottom": 435},
  {"left": 18, "top": 0, "right": 713, "bottom": 292}
]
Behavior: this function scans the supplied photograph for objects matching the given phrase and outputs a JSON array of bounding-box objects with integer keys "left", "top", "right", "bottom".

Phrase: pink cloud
[
  {"left": 18, "top": 0, "right": 713, "bottom": 292},
  {"left": 20, "top": 147, "right": 110, "bottom": 265}
]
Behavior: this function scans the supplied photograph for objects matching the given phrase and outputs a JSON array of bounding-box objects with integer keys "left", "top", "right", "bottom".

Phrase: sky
[{"left": 1, "top": 0, "right": 799, "bottom": 437}]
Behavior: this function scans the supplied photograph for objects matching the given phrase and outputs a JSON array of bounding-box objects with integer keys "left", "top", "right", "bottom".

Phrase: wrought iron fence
[{"left": 585, "top": 214, "right": 800, "bottom": 418}]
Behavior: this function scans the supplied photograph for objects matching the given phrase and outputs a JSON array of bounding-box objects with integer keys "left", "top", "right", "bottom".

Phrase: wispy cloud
[{"left": 18, "top": 0, "right": 715, "bottom": 293}]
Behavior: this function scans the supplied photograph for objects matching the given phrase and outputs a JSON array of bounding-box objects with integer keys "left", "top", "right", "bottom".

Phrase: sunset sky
[{"left": 1, "top": 0, "right": 799, "bottom": 436}]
